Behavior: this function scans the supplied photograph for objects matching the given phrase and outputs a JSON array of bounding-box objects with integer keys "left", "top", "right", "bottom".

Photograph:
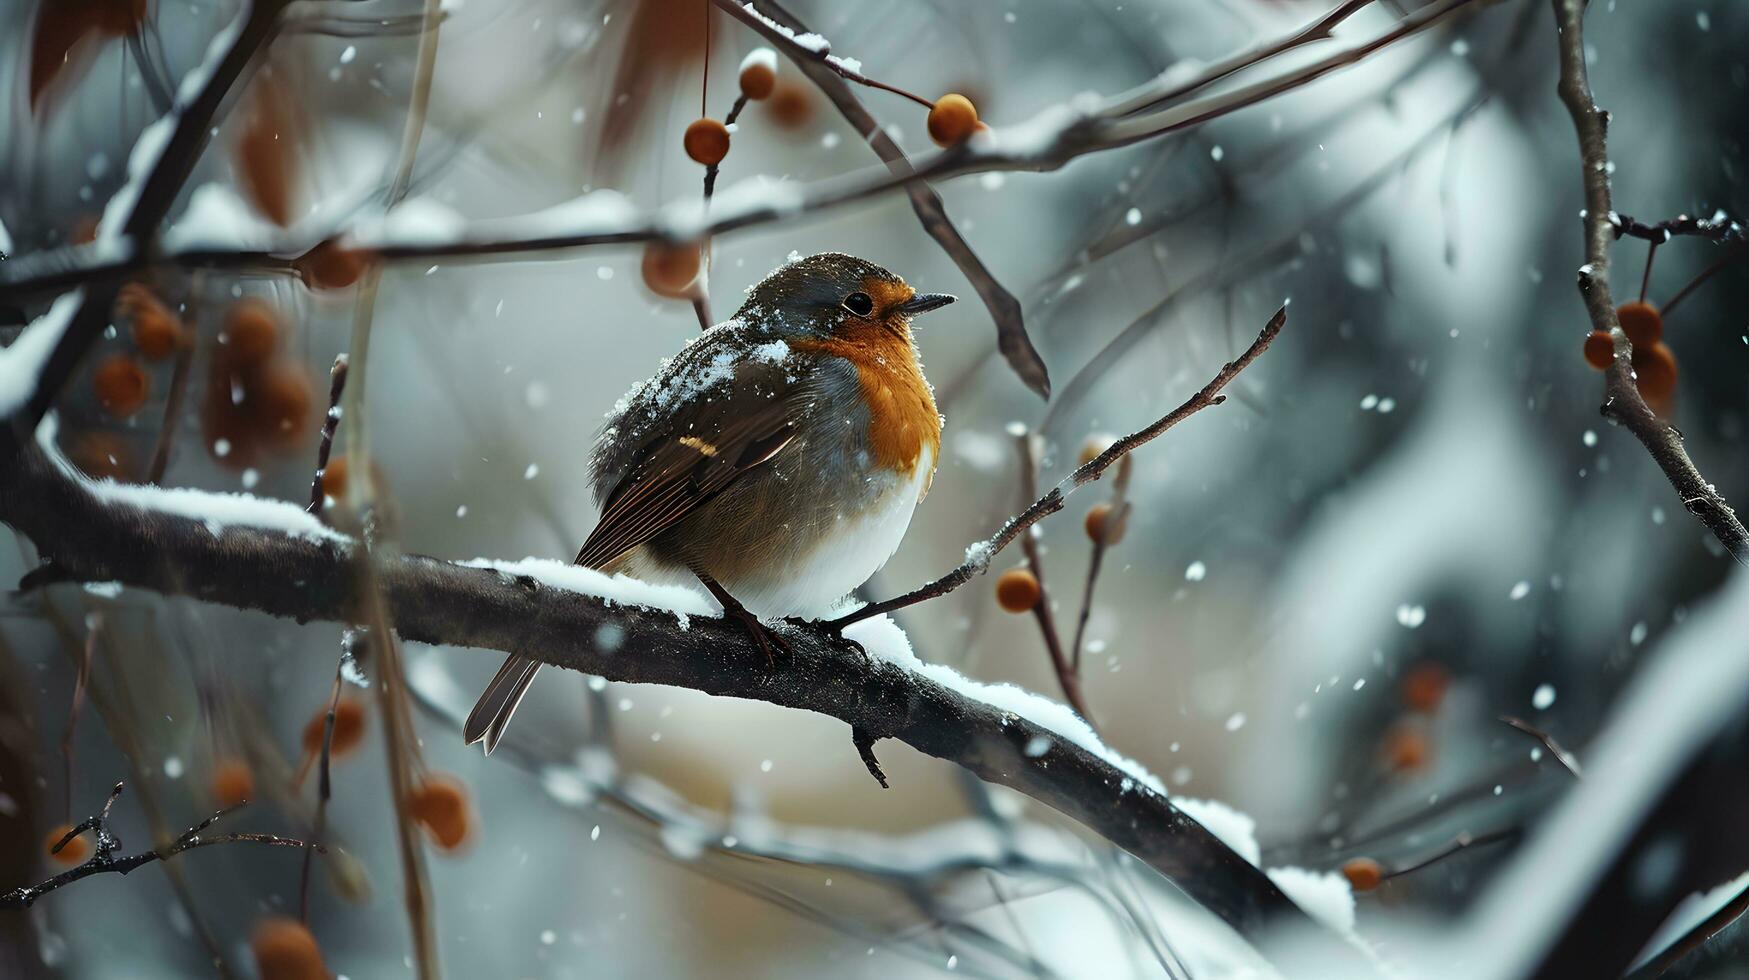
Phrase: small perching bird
[{"left": 465, "top": 253, "right": 955, "bottom": 753}]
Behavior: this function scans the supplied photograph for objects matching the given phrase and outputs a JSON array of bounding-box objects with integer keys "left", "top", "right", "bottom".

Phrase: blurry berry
[
  {"left": 1582, "top": 330, "right": 1613, "bottom": 371},
  {"left": 42, "top": 824, "right": 90, "bottom": 866},
  {"left": 210, "top": 758, "right": 255, "bottom": 808},
  {"left": 320, "top": 455, "right": 349, "bottom": 505},
  {"left": 1632, "top": 341, "right": 1677, "bottom": 404},
  {"left": 251, "top": 917, "right": 326, "bottom": 980},
  {"left": 302, "top": 698, "right": 367, "bottom": 759},
  {"left": 766, "top": 79, "right": 814, "bottom": 129},
  {"left": 1381, "top": 723, "right": 1430, "bottom": 773},
  {"left": 738, "top": 49, "right": 778, "bottom": 100},
  {"left": 1400, "top": 661, "right": 1451, "bottom": 714},
  {"left": 295, "top": 240, "right": 367, "bottom": 290},
  {"left": 221, "top": 299, "right": 280, "bottom": 366},
  {"left": 1084, "top": 502, "right": 1127, "bottom": 545},
  {"left": 1616, "top": 301, "right": 1662, "bottom": 348},
  {"left": 995, "top": 568, "right": 1041, "bottom": 613},
  {"left": 251, "top": 361, "right": 313, "bottom": 444},
  {"left": 1342, "top": 857, "right": 1384, "bottom": 892},
  {"left": 409, "top": 774, "right": 472, "bottom": 851},
  {"left": 683, "top": 118, "right": 730, "bottom": 166},
  {"left": 927, "top": 94, "right": 978, "bottom": 146},
  {"left": 640, "top": 242, "right": 702, "bottom": 299},
  {"left": 93, "top": 355, "right": 149, "bottom": 417}
]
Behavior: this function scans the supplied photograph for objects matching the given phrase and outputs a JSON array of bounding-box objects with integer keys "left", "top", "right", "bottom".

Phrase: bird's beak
[{"left": 898, "top": 292, "right": 956, "bottom": 316}]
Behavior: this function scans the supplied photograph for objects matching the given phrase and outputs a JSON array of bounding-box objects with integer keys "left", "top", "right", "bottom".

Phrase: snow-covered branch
[{"left": 0, "top": 432, "right": 1367, "bottom": 970}]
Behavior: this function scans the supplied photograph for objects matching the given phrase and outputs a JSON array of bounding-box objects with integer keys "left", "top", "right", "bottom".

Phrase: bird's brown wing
[{"left": 575, "top": 359, "right": 801, "bottom": 569}]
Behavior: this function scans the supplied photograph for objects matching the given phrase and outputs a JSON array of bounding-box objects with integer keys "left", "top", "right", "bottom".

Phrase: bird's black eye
[{"left": 842, "top": 291, "right": 874, "bottom": 317}]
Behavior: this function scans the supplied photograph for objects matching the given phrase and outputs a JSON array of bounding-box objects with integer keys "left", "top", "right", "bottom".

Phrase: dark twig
[
  {"left": 60, "top": 617, "right": 98, "bottom": 821},
  {"left": 1610, "top": 210, "right": 1745, "bottom": 246},
  {"left": 1013, "top": 430, "right": 1092, "bottom": 724},
  {"left": 852, "top": 726, "right": 888, "bottom": 789},
  {"left": 836, "top": 305, "right": 1286, "bottom": 629},
  {"left": 145, "top": 335, "right": 195, "bottom": 485},
  {"left": 1381, "top": 827, "right": 1519, "bottom": 882},
  {"left": 1500, "top": 715, "right": 1583, "bottom": 779},
  {"left": 1071, "top": 452, "right": 1131, "bottom": 674},
  {"left": 298, "top": 637, "right": 352, "bottom": 923},
  {"left": 717, "top": 0, "right": 1051, "bottom": 399},
  {"left": 1, "top": 783, "right": 319, "bottom": 910},
  {"left": 1661, "top": 244, "right": 1746, "bottom": 317},
  {"left": 1548, "top": 0, "right": 1749, "bottom": 564},
  {"left": 307, "top": 356, "right": 349, "bottom": 514}
]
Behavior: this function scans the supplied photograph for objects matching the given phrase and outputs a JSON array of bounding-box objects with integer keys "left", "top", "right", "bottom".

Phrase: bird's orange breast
[{"left": 790, "top": 323, "right": 940, "bottom": 478}]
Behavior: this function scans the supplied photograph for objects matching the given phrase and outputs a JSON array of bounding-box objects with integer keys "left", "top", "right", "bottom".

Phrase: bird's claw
[{"left": 783, "top": 617, "right": 869, "bottom": 660}]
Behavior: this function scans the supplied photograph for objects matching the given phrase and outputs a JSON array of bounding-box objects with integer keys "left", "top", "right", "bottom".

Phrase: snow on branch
[{"left": 0, "top": 428, "right": 1368, "bottom": 971}]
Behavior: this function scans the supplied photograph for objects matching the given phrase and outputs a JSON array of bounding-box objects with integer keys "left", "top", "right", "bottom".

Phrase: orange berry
[
  {"left": 683, "top": 118, "right": 730, "bottom": 166},
  {"left": 1381, "top": 723, "right": 1430, "bottom": 773},
  {"left": 1616, "top": 301, "right": 1662, "bottom": 348},
  {"left": 408, "top": 774, "right": 472, "bottom": 851},
  {"left": 995, "top": 568, "right": 1041, "bottom": 613},
  {"left": 237, "top": 76, "right": 298, "bottom": 227},
  {"left": 927, "top": 93, "right": 979, "bottom": 147},
  {"left": 1078, "top": 434, "right": 1116, "bottom": 468},
  {"left": 1632, "top": 342, "right": 1677, "bottom": 404},
  {"left": 93, "top": 355, "right": 149, "bottom": 417},
  {"left": 251, "top": 917, "right": 326, "bottom": 980},
  {"left": 211, "top": 758, "right": 255, "bottom": 808},
  {"left": 69, "top": 216, "right": 100, "bottom": 245},
  {"left": 132, "top": 308, "right": 183, "bottom": 361},
  {"left": 640, "top": 242, "right": 702, "bottom": 299},
  {"left": 221, "top": 299, "right": 280, "bottom": 366},
  {"left": 766, "top": 79, "right": 813, "bottom": 130},
  {"left": 738, "top": 50, "right": 778, "bottom": 100},
  {"left": 302, "top": 698, "right": 367, "bottom": 759},
  {"left": 1342, "top": 857, "right": 1384, "bottom": 892},
  {"left": 1084, "top": 502, "right": 1127, "bottom": 545},
  {"left": 1400, "top": 661, "right": 1451, "bottom": 714},
  {"left": 43, "top": 824, "right": 91, "bottom": 866},
  {"left": 319, "top": 455, "right": 349, "bottom": 504},
  {"left": 295, "top": 240, "right": 367, "bottom": 290},
  {"left": 251, "top": 361, "right": 313, "bottom": 444},
  {"left": 1582, "top": 330, "right": 1614, "bottom": 371}
]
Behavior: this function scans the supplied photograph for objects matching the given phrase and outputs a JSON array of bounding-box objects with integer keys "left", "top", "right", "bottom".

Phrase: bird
[{"left": 464, "top": 252, "right": 954, "bottom": 753}]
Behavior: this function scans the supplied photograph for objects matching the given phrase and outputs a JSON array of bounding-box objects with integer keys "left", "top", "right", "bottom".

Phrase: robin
[{"left": 464, "top": 253, "right": 955, "bottom": 753}]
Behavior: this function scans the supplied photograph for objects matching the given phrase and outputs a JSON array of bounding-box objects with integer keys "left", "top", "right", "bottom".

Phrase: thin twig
[
  {"left": 307, "top": 355, "right": 349, "bottom": 514},
  {"left": 1013, "top": 430, "right": 1091, "bottom": 723},
  {"left": 1548, "top": 0, "right": 1749, "bottom": 564},
  {"left": 1381, "top": 827, "right": 1519, "bottom": 882},
  {"left": 298, "top": 637, "right": 351, "bottom": 922},
  {"left": 145, "top": 332, "right": 195, "bottom": 484},
  {"left": 1071, "top": 454, "right": 1131, "bottom": 674},
  {"left": 1500, "top": 715, "right": 1583, "bottom": 779},
  {"left": 1, "top": 783, "right": 319, "bottom": 910},
  {"left": 60, "top": 616, "right": 98, "bottom": 821},
  {"left": 835, "top": 305, "right": 1286, "bottom": 628}
]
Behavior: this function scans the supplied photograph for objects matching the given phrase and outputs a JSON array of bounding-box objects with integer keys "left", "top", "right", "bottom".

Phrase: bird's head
[{"left": 734, "top": 252, "right": 954, "bottom": 342}]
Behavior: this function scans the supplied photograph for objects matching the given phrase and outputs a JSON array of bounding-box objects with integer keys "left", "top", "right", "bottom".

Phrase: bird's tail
[{"left": 463, "top": 654, "right": 542, "bottom": 754}]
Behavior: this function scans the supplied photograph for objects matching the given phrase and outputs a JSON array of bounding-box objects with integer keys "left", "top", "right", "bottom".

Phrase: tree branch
[
  {"left": 837, "top": 304, "right": 1286, "bottom": 628},
  {"left": 1548, "top": 0, "right": 1749, "bottom": 564},
  {"left": 0, "top": 435, "right": 1363, "bottom": 970}
]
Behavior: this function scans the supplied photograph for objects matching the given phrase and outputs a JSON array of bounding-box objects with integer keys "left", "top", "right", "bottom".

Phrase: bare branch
[
  {"left": 1547, "top": 0, "right": 1749, "bottom": 563},
  {"left": 0, "top": 440, "right": 1364, "bottom": 971},
  {"left": 837, "top": 305, "right": 1286, "bottom": 628},
  {"left": 1, "top": 784, "right": 319, "bottom": 911}
]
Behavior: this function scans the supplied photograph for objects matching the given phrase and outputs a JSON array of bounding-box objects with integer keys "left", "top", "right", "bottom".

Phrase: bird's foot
[
  {"left": 724, "top": 603, "right": 790, "bottom": 666},
  {"left": 784, "top": 617, "right": 869, "bottom": 660}
]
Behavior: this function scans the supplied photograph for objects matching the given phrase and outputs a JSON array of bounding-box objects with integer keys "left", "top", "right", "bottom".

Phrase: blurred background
[{"left": 1, "top": 0, "right": 1746, "bottom": 976}]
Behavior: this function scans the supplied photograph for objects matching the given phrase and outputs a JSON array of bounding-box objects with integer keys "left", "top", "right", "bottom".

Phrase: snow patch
[
  {"left": 457, "top": 556, "right": 715, "bottom": 626},
  {"left": 0, "top": 292, "right": 82, "bottom": 416}
]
